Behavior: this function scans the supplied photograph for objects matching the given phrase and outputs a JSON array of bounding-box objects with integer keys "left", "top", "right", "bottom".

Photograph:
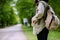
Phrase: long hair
[
  {"left": 43, "top": 0, "right": 49, "bottom": 3},
  {"left": 34, "top": 0, "right": 39, "bottom": 6},
  {"left": 35, "top": 0, "right": 49, "bottom": 6}
]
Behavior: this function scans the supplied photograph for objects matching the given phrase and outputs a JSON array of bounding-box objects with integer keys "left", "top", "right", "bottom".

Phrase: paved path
[{"left": 0, "top": 24, "right": 27, "bottom": 40}]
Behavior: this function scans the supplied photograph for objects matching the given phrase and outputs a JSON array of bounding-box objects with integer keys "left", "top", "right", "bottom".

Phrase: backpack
[
  {"left": 39, "top": 2, "right": 60, "bottom": 30},
  {"left": 45, "top": 8, "right": 59, "bottom": 30},
  {"left": 32, "top": 1, "right": 59, "bottom": 30}
]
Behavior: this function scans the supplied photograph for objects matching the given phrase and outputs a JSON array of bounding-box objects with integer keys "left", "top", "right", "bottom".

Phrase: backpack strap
[{"left": 48, "top": 12, "right": 54, "bottom": 28}]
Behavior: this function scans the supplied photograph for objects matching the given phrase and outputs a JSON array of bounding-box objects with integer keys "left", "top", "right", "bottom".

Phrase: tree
[
  {"left": 0, "top": 0, "right": 17, "bottom": 28},
  {"left": 16, "top": 0, "right": 35, "bottom": 27}
]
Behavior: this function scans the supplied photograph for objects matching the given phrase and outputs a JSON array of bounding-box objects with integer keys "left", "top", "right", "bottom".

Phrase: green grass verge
[
  {"left": 48, "top": 31, "right": 60, "bottom": 40},
  {"left": 22, "top": 25, "right": 60, "bottom": 40}
]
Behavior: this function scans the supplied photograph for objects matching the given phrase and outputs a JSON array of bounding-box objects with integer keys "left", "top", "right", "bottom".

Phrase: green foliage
[
  {"left": 16, "top": 0, "right": 35, "bottom": 23},
  {"left": 0, "top": 0, "right": 17, "bottom": 28},
  {"left": 0, "top": 0, "right": 12, "bottom": 5},
  {"left": 49, "top": 0, "right": 60, "bottom": 18}
]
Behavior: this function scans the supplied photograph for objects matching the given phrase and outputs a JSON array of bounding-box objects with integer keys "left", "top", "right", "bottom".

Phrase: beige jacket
[{"left": 32, "top": 1, "right": 55, "bottom": 35}]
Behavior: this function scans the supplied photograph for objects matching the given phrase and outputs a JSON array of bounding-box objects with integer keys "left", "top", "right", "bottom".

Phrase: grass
[
  {"left": 48, "top": 31, "right": 60, "bottom": 40},
  {"left": 22, "top": 25, "right": 60, "bottom": 40}
]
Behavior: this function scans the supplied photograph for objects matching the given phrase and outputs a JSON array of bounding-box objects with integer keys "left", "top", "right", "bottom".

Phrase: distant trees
[
  {"left": 16, "top": 0, "right": 35, "bottom": 27},
  {"left": 0, "top": 0, "right": 17, "bottom": 28}
]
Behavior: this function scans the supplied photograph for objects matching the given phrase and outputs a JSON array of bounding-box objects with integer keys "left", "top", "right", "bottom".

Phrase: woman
[
  {"left": 32, "top": 0, "right": 59, "bottom": 40},
  {"left": 32, "top": 0, "right": 51, "bottom": 40}
]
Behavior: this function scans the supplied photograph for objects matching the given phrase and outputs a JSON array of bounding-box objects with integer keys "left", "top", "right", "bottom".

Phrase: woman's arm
[{"left": 32, "top": 2, "right": 45, "bottom": 24}]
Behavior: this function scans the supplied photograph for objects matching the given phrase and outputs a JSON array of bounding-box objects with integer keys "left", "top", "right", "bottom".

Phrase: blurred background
[{"left": 0, "top": 0, "right": 60, "bottom": 40}]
